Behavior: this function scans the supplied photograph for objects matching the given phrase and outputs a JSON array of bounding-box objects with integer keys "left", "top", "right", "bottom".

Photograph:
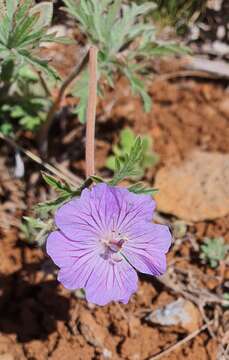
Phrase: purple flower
[{"left": 47, "top": 183, "right": 171, "bottom": 306}]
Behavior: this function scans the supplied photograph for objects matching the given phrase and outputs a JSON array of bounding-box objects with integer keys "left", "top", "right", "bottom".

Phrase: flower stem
[{"left": 86, "top": 46, "right": 98, "bottom": 178}]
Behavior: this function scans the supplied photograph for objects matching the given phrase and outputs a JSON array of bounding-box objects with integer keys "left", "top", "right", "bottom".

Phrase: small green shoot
[
  {"left": 106, "top": 128, "right": 159, "bottom": 181},
  {"left": 172, "top": 220, "right": 187, "bottom": 239},
  {"left": 200, "top": 237, "right": 229, "bottom": 268}
]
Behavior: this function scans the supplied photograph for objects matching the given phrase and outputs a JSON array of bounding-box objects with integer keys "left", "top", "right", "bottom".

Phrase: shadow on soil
[{"left": 0, "top": 260, "right": 70, "bottom": 343}]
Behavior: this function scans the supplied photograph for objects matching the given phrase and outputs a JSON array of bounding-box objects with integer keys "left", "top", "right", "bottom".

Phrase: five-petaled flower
[{"left": 47, "top": 183, "right": 172, "bottom": 306}]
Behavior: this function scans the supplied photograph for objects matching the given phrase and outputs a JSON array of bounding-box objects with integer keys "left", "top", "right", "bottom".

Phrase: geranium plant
[
  {"left": 27, "top": 46, "right": 172, "bottom": 306},
  {"left": 0, "top": 0, "right": 187, "bottom": 306}
]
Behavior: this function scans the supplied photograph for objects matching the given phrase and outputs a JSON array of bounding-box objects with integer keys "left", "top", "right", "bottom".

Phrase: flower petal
[
  {"left": 55, "top": 184, "right": 120, "bottom": 237},
  {"left": 84, "top": 183, "right": 121, "bottom": 231},
  {"left": 83, "top": 183, "right": 155, "bottom": 232},
  {"left": 107, "top": 187, "right": 156, "bottom": 231},
  {"left": 55, "top": 197, "right": 103, "bottom": 239},
  {"left": 46, "top": 231, "right": 79, "bottom": 268},
  {"left": 57, "top": 250, "right": 100, "bottom": 290},
  {"left": 55, "top": 184, "right": 155, "bottom": 239},
  {"left": 126, "top": 222, "right": 172, "bottom": 252},
  {"left": 122, "top": 223, "right": 172, "bottom": 276},
  {"left": 123, "top": 248, "right": 167, "bottom": 276},
  {"left": 85, "top": 257, "right": 138, "bottom": 306}
]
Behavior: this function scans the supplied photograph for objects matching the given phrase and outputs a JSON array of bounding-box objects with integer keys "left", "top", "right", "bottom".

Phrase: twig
[
  {"left": 199, "top": 304, "right": 216, "bottom": 339},
  {"left": 0, "top": 133, "right": 81, "bottom": 187},
  {"left": 38, "top": 47, "right": 90, "bottom": 154},
  {"left": 158, "top": 270, "right": 229, "bottom": 307},
  {"left": 149, "top": 323, "right": 210, "bottom": 360},
  {"left": 186, "top": 57, "right": 229, "bottom": 78},
  {"left": 37, "top": 70, "right": 52, "bottom": 97},
  {"left": 85, "top": 46, "right": 98, "bottom": 178},
  {"left": 153, "top": 69, "right": 218, "bottom": 83},
  {"left": 52, "top": 161, "right": 82, "bottom": 185}
]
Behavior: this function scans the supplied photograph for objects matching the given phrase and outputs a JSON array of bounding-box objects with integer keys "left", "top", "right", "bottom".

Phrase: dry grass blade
[
  {"left": 0, "top": 133, "right": 82, "bottom": 187},
  {"left": 149, "top": 323, "right": 210, "bottom": 360}
]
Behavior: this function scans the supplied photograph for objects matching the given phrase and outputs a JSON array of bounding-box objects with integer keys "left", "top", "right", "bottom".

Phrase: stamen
[{"left": 100, "top": 230, "right": 128, "bottom": 261}]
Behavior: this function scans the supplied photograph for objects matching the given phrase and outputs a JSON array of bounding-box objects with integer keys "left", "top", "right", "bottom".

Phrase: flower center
[{"left": 100, "top": 230, "right": 128, "bottom": 262}]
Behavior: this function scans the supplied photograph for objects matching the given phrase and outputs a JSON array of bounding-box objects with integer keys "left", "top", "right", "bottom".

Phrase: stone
[
  {"left": 79, "top": 311, "right": 108, "bottom": 348},
  {"left": 154, "top": 151, "right": 229, "bottom": 221},
  {"left": 0, "top": 355, "right": 14, "bottom": 360},
  {"left": 146, "top": 298, "right": 201, "bottom": 333}
]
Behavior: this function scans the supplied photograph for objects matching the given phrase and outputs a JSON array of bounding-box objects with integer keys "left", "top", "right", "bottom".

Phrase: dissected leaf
[
  {"left": 107, "top": 128, "right": 159, "bottom": 181},
  {"left": 15, "top": 0, "right": 33, "bottom": 22},
  {"left": 128, "top": 183, "right": 159, "bottom": 196},
  {"left": 23, "top": 216, "right": 45, "bottom": 229},
  {"left": 36, "top": 194, "right": 72, "bottom": 214},
  {"left": 29, "top": 2, "right": 53, "bottom": 29},
  {"left": 109, "top": 136, "right": 144, "bottom": 185},
  {"left": 42, "top": 172, "right": 74, "bottom": 196}
]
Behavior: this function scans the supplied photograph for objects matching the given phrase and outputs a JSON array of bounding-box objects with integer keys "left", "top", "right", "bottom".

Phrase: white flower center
[{"left": 100, "top": 230, "right": 128, "bottom": 262}]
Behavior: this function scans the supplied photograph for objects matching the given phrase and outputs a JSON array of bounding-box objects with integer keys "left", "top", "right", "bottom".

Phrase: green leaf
[
  {"left": 0, "top": 122, "right": 13, "bottom": 135},
  {"left": 29, "top": 2, "right": 53, "bottom": 30},
  {"left": 141, "top": 43, "right": 190, "bottom": 56},
  {"left": 1, "top": 58, "right": 14, "bottom": 81},
  {"left": 17, "top": 50, "right": 60, "bottom": 79},
  {"left": 19, "top": 115, "right": 41, "bottom": 130},
  {"left": 104, "top": 0, "right": 121, "bottom": 38},
  {"left": 36, "top": 194, "right": 72, "bottom": 213},
  {"left": 23, "top": 216, "right": 45, "bottom": 229},
  {"left": 106, "top": 155, "right": 116, "bottom": 171},
  {"left": 128, "top": 183, "right": 159, "bottom": 196},
  {"left": 42, "top": 172, "right": 74, "bottom": 196},
  {"left": 15, "top": 0, "right": 33, "bottom": 22},
  {"left": 72, "top": 70, "right": 89, "bottom": 123},
  {"left": 89, "top": 175, "right": 105, "bottom": 184},
  {"left": 123, "top": 67, "right": 152, "bottom": 112},
  {"left": 9, "top": 13, "right": 40, "bottom": 48},
  {"left": 0, "top": 15, "right": 11, "bottom": 45},
  {"left": 41, "top": 34, "right": 74, "bottom": 45},
  {"left": 17, "top": 64, "right": 39, "bottom": 80},
  {"left": 17, "top": 28, "right": 46, "bottom": 49},
  {"left": 200, "top": 237, "right": 229, "bottom": 268},
  {"left": 106, "top": 128, "right": 159, "bottom": 181},
  {"left": 6, "top": 0, "right": 19, "bottom": 20},
  {"left": 142, "top": 152, "right": 159, "bottom": 167},
  {"left": 109, "top": 136, "right": 144, "bottom": 185},
  {"left": 11, "top": 105, "right": 26, "bottom": 117},
  {"left": 120, "top": 127, "right": 135, "bottom": 153}
]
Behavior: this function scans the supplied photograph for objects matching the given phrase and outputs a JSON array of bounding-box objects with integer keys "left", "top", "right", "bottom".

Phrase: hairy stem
[{"left": 85, "top": 46, "right": 98, "bottom": 178}]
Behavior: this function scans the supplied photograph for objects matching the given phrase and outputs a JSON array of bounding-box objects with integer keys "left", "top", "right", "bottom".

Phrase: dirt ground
[{"left": 1, "top": 43, "right": 229, "bottom": 360}]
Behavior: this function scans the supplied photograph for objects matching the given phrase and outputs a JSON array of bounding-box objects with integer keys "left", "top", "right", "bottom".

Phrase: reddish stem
[{"left": 86, "top": 46, "right": 98, "bottom": 178}]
